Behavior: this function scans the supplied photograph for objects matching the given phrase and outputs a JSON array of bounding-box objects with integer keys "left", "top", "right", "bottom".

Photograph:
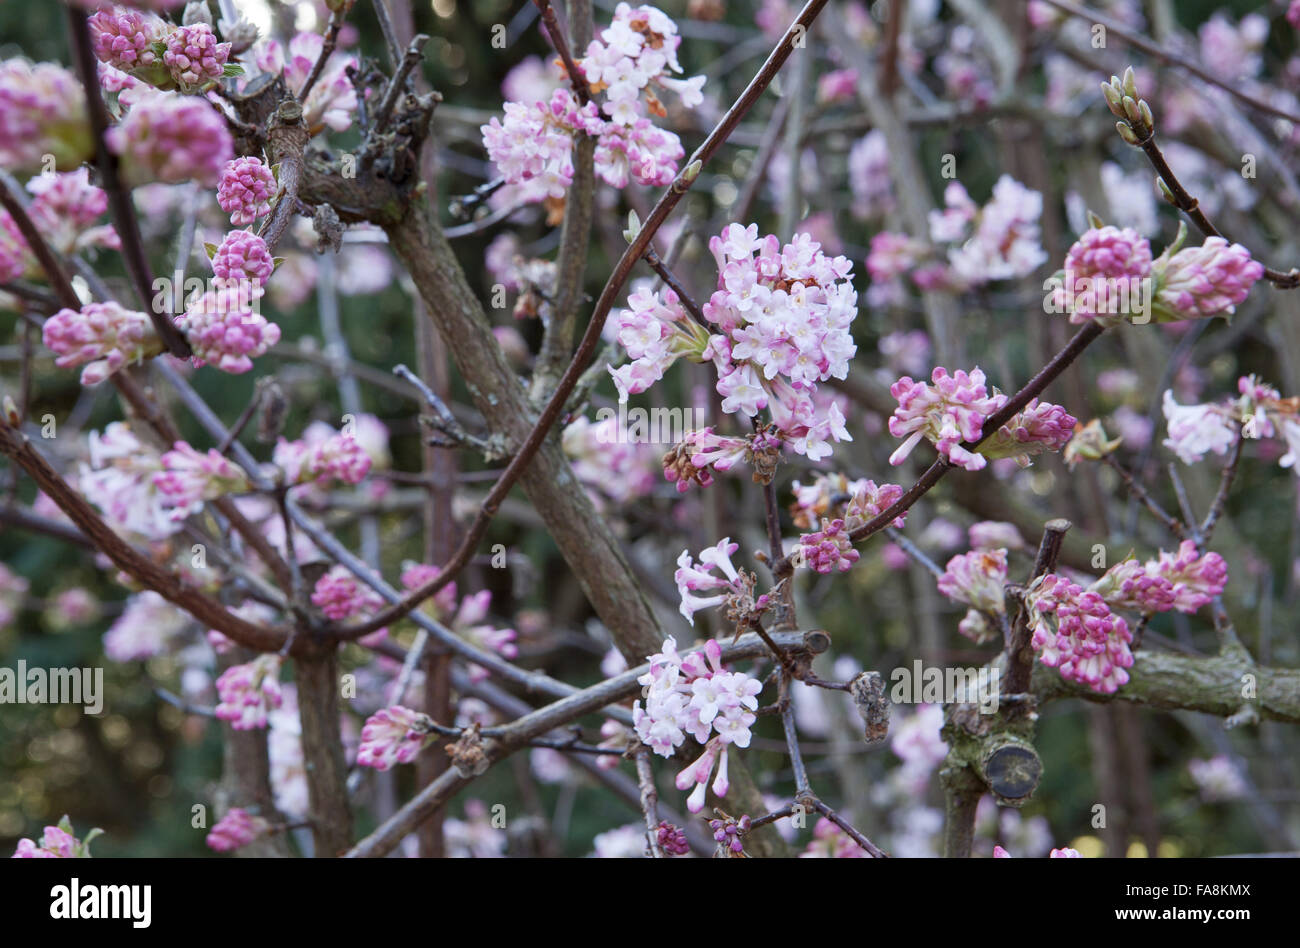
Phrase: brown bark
[{"left": 384, "top": 197, "right": 664, "bottom": 662}]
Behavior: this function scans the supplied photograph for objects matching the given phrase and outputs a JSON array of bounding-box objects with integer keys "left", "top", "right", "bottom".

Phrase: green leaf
[{"left": 222, "top": 62, "right": 245, "bottom": 78}]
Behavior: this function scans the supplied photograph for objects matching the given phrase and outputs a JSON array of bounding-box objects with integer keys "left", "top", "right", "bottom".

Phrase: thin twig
[
  {"left": 299, "top": 8, "right": 347, "bottom": 101},
  {"left": 64, "top": 5, "right": 191, "bottom": 357},
  {"left": 635, "top": 748, "right": 664, "bottom": 858}
]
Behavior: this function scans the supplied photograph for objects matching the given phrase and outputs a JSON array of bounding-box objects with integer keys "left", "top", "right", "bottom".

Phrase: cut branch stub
[{"left": 976, "top": 736, "right": 1042, "bottom": 806}]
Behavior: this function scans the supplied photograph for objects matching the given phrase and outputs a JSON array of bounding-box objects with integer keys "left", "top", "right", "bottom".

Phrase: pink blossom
[
  {"left": 561, "top": 414, "right": 659, "bottom": 503},
  {"left": 888, "top": 367, "right": 1001, "bottom": 471},
  {"left": 969, "top": 521, "right": 1024, "bottom": 551},
  {"left": 656, "top": 821, "right": 690, "bottom": 855},
  {"left": 801, "top": 818, "right": 869, "bottom": 858},
  {"left": 1150, "top": 541, "right": 1227, "bottom": 613},
  {"left": 163, "top": 23, "right": 230, "bottom": 91},
  {"left": 399, "top": 562, "right": 459, "bottom": 618},
  {"left": 798, "top": 518, "right": 860, "bottom": 574},
  {"left": 937, "top": 549, "right": 1008, "bottom": 613},
  {"left": 104, "top": 591, "right": 188, "bottom": 661},
  {"left": 635, "top": 635, "right": 761, "bottom": 797},
  {"left": 357, "top": 705, "right": 434, "bottom": 770},
  {"left": 674, "top": 538, "right": 745, "bottom": 625},
  {"left": 1053, "top": 226, "right": 1153, "bottom": 323},
  {"left": 25, "top": 169, "right": 119, "bottom": 257},
  {"left": 977, "top": 399, "right": 1077, "bottom": 466},
  {"left": 206, "top": 808, "right": 271, "bottom": 852},
  {"left": 1025, "top": 574, "right": 1133, "bottom": 694},
  {"left": 154, "top": 440, "right": 250, "bottom": 518},
  {"left": 88, "top": 6, "right": 166, "bottom": 72},
  {"left": 1153, "top": 236, "right": 1264, "bottom": 321},
  {"left": 255, "top": 32, "right": 358, "bottom": 133},
  {"left": 0, "top": 60, "right": 93, "bottom": 174},
  {"left": 215, "top": 654, "right": 284, "bottom": 730},
  {"left": 1162, "top": 390, "right": 1236, "bottom": 464},
  {"left": 482, "top": 88, "right": 603, "bottom": 199},
  {"left": 849, "top": 131, "right": 895, "bottom": 219},
  {"left": 78, "top": 422, "right": 176, "bottom": 540},
  {"left": 176, "top": 287, "right": 281, "bottom": 374},
  {"left": 593, "top": 118, "right": 684, "bottom": 188},
  {"left": 106, "top": 91, "right": 233, "bottom": 186},
  {"left": 11, "top": 824, "right": 87, "bottom": 859},
  {"left": 817, "top": 68, "right": 858, "bottom": 104},
  {"left": 274, "top": 426, "right": 372, "bottom": 487},
  {"left": 43, "top": 302, "right": 159, "bottom": 386},
  {"left": 311, "top": 565, "right": 383, "bottom": 621},
  {"left": 211, "top": 229, "right": 274, "bottom": 290},
  {"left": 217, "top": 157, "right": 277, "bottom": 227}
]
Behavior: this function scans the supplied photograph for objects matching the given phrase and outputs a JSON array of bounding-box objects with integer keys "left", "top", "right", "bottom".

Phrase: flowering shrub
[{"left": 2, "top": 0, "right": 1298, "bottom": 869}]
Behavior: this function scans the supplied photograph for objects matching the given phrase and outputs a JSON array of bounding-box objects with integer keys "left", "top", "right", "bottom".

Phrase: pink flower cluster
[
  {"left": 660, "top": 426, "right": 782, "bottom": 492},
  {"left": 848, "top": 130, "right": 894, "bottom": 220},
  {"left": 163, "top": 23, "right": 230, "bottom": 91},
  {"left": 399, "top": 563, "right": 518, "bottom": 680},
  {"left": 2, "top": 170, "right": 120, "bottom": 284},
  {"left": 889, "top": 367, "right": 1074, "bottom": 471},
  {"left": 657, "top": 820, "right": 690, "bottom": 855},
  {"left": 255, "top": 32, "right": 358, "bottom": 134},
  {"left": 356, "top": 705, "right": 435, "bottom": 770},
  {"left": 0, "top": 60, "right": 92, "bottom": 174},
  {"left": 607, "top": 284, "right": 711, "bottom": 401},
  {"left": 217, "top": 157, "right": 277, "bottom": 227},
  {"left": 793, "top": 476, "right": 905, "bottom": 574},
  {"left": 206, "top": 808, "right": 270, "bottom": 853},
  {"left": 88, "top": 6, "right": 166, "bottom": 73},
  {"left": 798, "top": 519, "right": 860, "bottom": 574},
  {"left": 581, "top": 3, "right": 703, "bottom": 125},
  {"left": 1094, "top": 541, "right": 1227, "bottom": 615},
  {"left": 1025, "top": 573, "right": 1134, "bottom": 694},
  {"left": 800, "top": 818, "right": 870, "bottom": 858},
  {"left": 215, "top": 654, "right": 284, "bottom": 730},
  {"left": 616, "top": 225, "right": 857, "bottom": 462},
  {"left": 274, "top": 426, "right": 372, "bottom": 488},
  {"left": 79, "top": 422, "right": 177, "bottom": 541},
  {"left": 211, "top": 229, "right": 274, "bottom": 290},
  {"left": 633, "top": 636, "right": 762, "bottom": 812},
  {"left": 11, "top": 822, "right": 92, "bottom": 859},
  {"left": 482, "top": 89, "right": 604, "bottom": 199},
  {"left": 176, "top": 287, "right": 280, "bottom": 374},
  {"left": 1152, "top": 235, "right": 1264, "bottom": 321},
  {"left": 154, "top": 441, "right": 250, "bottom": 520},
  {"left": 311, "top": 565, "right": 384, "bottom": 621},
  {"left": 1051, "top": 225, "right": 1153, "bottom": 324},
  {"left": 482, "top": 4, "right": 701, "bottom": 201},
  {"left": 24, "top": 169, "right": 120, "bottom": 257},
  {"left": 929, "top": 176, "right": 1048, "bottom": 288},
  {"left": 1164, "top": 374, "right": 1300, "bottom": 472},
  {"left": 993, "top": 845, "right": 1083, "bottom": 858},
  {"left": 106, "top": 91, "right": 233, "bottom": 186},
  {"left": 561, "top": 414, "right": 660, "bottom": 504},
  {"left": 43, "top": 302, "right": 158, "bottom": 386},
  {"left": 674, "top": 537, "right": 758, "bottom": 625},
  {"left": 937, "top": 548, "right": 1009, "bottom": 614}
]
